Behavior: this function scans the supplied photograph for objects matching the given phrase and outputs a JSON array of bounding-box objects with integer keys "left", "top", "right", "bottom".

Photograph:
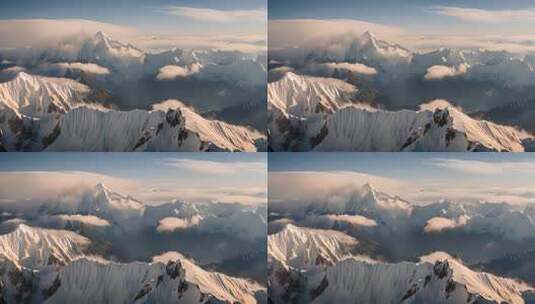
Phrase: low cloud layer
[
  {"left": 305, "top": 62, "right": 377, "bottom": 76},
  {"left": 424, "top": 215, "right": 469, "bottom": 233},
  {"left": 156, "top": 64, "right": 201, "bottom": 80},
  {"left": 424, "top": 64, "right": 468, "bottom": 80},
  {"left": 304, "top": 214, "right": 377, "bottom": 229},
  {"left": 56, "top": 214, "right": 110, "bottom": 227},
  {"left": 156, "top": 216, "right": 202, "bottom": 233},
  {"left": 52, "top": 62, "right": 110, "bottom": 75}
]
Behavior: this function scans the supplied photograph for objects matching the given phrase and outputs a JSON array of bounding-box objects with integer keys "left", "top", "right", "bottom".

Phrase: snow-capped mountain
[
  {"left": 305, "top": 253, "right": 533, "bottom": 304},
  {"left": 0, "top": 72, "right": 265, "bottom": 151},
  {"left": 0, "top": 224, "right": 265, "bottom": 303},
  {"left": 268, "top": 72, "right": 534, "bottom": 151},
  {"left": 268, "top": 224, "right": 358, "bottom": 269},
  {"left": 0, "top": 224, "right": 90, "bottom": 269},
  {"left": 269, "top": 31, "right": 535, "bottom": 145},
  {"left": 267, "top": 222, "right": 534, "bottom": 304}
]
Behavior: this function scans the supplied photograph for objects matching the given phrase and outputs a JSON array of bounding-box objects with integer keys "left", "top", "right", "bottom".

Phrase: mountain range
[
  {"left": 0, "top": 72, "right": 265, "bottom": 151},
  {"left": 268, "top": 183, "right": 535, "bottom": 303},
  {"left": 0, "top": 183, "right": 267, "bottom": 303},
  {"left": 268, "top": 31, "right": 535, "bottom": 151},
  {"left": 0, "top": 31, "right": 267, "bottom": 151}
]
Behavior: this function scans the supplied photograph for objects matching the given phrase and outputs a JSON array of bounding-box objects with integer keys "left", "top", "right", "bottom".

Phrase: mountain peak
[
  {"left": 361, "top": 31, "right": 376, "bottom": 41},
  {"left": 94, "top": 31, "right": 110, "bottom": 43},
  {"left": 94, "top": 182, "right": 112, "bottom": 198},
  {"left": 360, "top": 31, "right": 378, "bottom": 47},
  {"left": 362, "top": 183, "right": 378, "bottom": 201},
  {"left": 14, "top": 71, "right": 33, "bottom": 81}
]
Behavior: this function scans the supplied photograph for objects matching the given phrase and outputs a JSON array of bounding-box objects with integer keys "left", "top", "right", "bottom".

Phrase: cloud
[
  {"left": 305, "top": 214, "right": 378, "bottom": 229},
  {"left": 268, "top": 171, "right": 410, "bottom": 215},
  {"left": 424, "top": 215, "right": 469, "bottom": 233},
  {"left": 162, "top": 158, "right": 267, "bottom": 175},
  {"left": 424, "top": 64, "right": 468, "bottom": 80},
  {"left": 0, "top": 19, "right": 138, "bottom": 50},
  {"left": 1, "top": 66, "right": 26, "bottom": 73},
  {"left": 56, "top": 214, "right": 110, "bottom": 227},
  {"left": 156, "top": 64, "right": 201, "bottom": 80},
  {"left": 269, "top": 19, "right": 406, "bottom": 50},
  {"left": 139, "top": 186, "right": 267, "bottom": 206},
  {"left": 306, "top": 62, "right": 377, "bottom": 76},
  {"left": 52, "top": 62, "right": 110, "bottom": 75},
  {"left": 0, "top": 171, "right": 138, "bottom": 207},
  {"left": 159, "top": 6, "right": 266, "bottom": 23},
  {"left": 430, "top": 6, "right": 535, "bottom": 23},
  {"left": 269, "top": 18, "right": 535, "bottom": 56},
  {"left": 0, "top": 170, "right": 266, "bottom": 208},
  {"left": 429, "top": 158, "right": 535, "bottom": 175},
  {"left": 0, "top": 19, "right": 265, "bottom": 54},
  {"left": 156, "top": 216, "right": 202, "bottom": 233}
]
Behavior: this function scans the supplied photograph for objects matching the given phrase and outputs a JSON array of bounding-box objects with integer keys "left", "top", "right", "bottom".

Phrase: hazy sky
[
  {"left": 269, "top": 0, "right": 535, "bottom": 53},
  {"left": 0, "top": 153, "right": 267, "bottom": 205},
  {"left": 269, "top": 153, "right": 535, "bottom": 205},
  {"left": 0, "top": 0, "right": 266, "bottom": 52}
]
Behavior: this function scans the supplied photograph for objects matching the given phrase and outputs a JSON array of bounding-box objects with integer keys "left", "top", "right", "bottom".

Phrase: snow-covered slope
[
  {"left": 0, "top": 73, "right": 265, "bottom": 151},
  {"left": 0, "top": 224, "right": 266, "bottom": 304},
  {"left": 0, "top": 72, "right": 92, "bottom": 116},
  {"left": 153, "top": 252, "right": 266, "bottom": 304},
  {"left": 307, "top": 253, "right": 532, "bottom": 304},
  {"left": 268, "top": 229, "right": 534, "bottom": 304},
  {"left": 268, "top": 224, "right": 358, "bottom": 269},
  {"left": 0, "top": 224, "right": 89, "bottom": 269},
  {"left": 49, "top": 256, "right": 265, "bottom": 304},
  {"left": 268, "top": 72, "right": 364, "bottom": 117},
  {"left": 268, "top": 71, "right": 533, "bottom": 151}
]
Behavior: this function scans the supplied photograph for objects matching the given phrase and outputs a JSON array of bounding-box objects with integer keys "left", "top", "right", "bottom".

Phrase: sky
[
  {"left": 0, "top": 0, "right": 266, "bottom": 52},
  {"left": 269, "top": 153, "right": 535, "bottom": 205},
  {"left": 0, "top": 153, "right": 267, "bottom": 205},
  {"left": 269, "top": 0, "right": 535, "bottom": 53}
]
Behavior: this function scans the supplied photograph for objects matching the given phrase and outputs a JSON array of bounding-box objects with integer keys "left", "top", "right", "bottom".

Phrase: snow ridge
[
  {"left": 0, "top": 73, "right": 265, "bottom": 151},
  {"left": 0, "top": 224, "right": 89, "bottom": 269},
  {"left": 268, "top": 72, "right": 533, "bottom": 151}
]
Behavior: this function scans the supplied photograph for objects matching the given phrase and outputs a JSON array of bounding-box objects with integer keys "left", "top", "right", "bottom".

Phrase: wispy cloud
[
  {"left": 159, "top": 6, "right": 266, "bottom": 23},
  {"left": 430, "top": 6, "right": 535, "bottom": 23},
  {"left": 429, "top": 158, "right": 535, "bottom": 175},
  {"left": 162, "top": 158, "right": 266, "bottom": 175}
]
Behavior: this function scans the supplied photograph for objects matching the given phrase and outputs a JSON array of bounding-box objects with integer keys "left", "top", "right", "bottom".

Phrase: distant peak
[
  {"left": 94, "top": 182, "right": 112, "bottom": 198},
  {"left": 95, "top": 182, "right": 109, "bottom": 191},
  {"left": 360, "top": 31, "right": 378, "bottom": 44},
  {"left": 362, "top": 31, "right": 376, "bottom": 40},
  {"left": 94, "top": 31, "right": 109, "bottom": 40},
  {"left": 362, "top": 182, "right": 376, "bottom": 194}
]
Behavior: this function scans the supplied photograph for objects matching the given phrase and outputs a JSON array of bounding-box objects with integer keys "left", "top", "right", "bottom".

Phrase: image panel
[
  {"left": 268, "top": 0, "right": 535, "bottom": 151},
  {"left": 0, "top": 153, "right": 267, "bottom": 303},
  {"left": 268, "top": 153, "right": 535, "bottom": 303},
  {"left": 0, "top": 0, "right": 267, "bottom": 151}
]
